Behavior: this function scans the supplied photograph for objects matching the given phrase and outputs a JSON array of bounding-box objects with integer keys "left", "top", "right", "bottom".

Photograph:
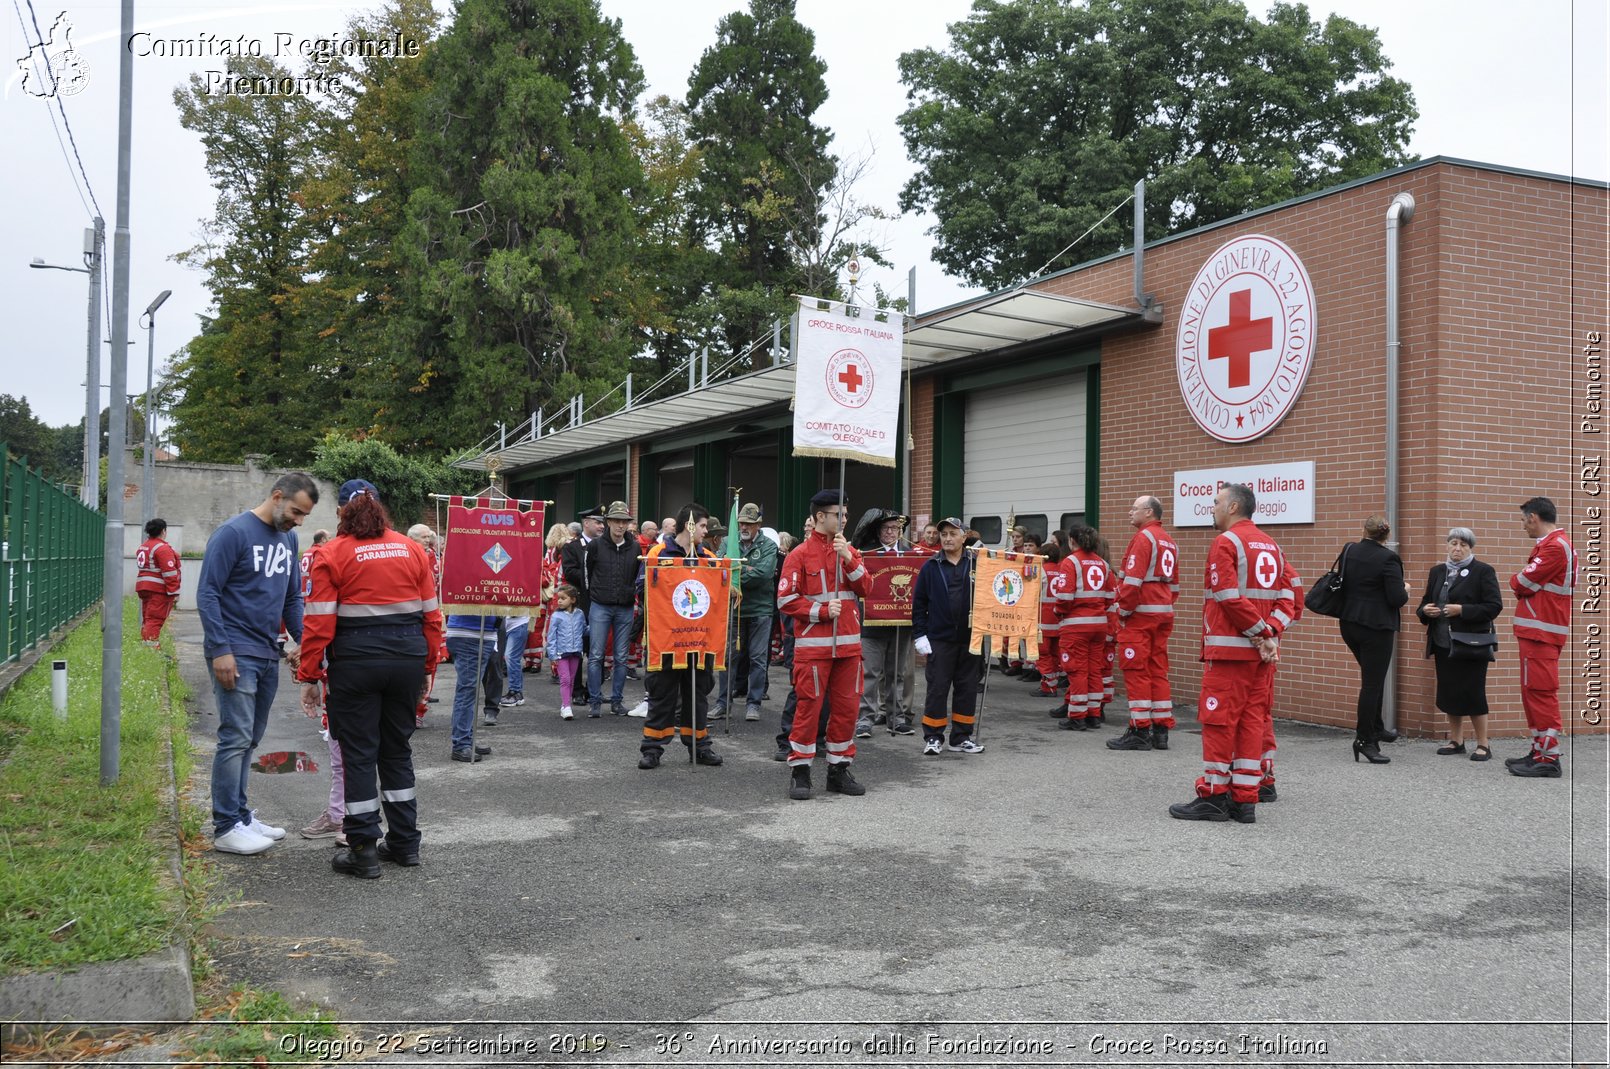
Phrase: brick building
[{"left": 485, "top": 157, "right": 1607, "bottom": 737}]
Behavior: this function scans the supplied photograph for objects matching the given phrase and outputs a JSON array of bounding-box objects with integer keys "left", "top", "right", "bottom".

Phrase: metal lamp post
[
  {"left": 139, "top": 290, "right": 170, "bottom": 524},
  {"left": 29, "top": 217, "right": 104, "bottom": 507}
]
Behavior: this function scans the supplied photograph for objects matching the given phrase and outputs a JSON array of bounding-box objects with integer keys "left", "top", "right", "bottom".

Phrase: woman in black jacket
[
  {"left": 1416, "top": 527, "right": 1504, "bottom": 761},
  {"left": 1337, "top": 516, "right": 1408, "bottom": 763}
]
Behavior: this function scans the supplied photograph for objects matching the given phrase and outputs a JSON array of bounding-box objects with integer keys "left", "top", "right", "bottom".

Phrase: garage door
[{"left": 963, "top": 373, "right": 1087, "bottom": 545}]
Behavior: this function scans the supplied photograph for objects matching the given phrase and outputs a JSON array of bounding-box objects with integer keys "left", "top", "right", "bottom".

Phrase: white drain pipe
[{"left": 1383, "top": 191, "right": 1415, "bottom": 733}]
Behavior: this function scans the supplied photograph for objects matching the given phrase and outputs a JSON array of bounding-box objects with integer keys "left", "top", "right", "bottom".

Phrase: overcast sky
[{"left": 1, "top": 0, "right": 1604, "bottom": 431}]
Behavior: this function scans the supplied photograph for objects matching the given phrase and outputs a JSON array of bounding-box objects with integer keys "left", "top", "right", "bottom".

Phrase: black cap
[
  {"left": 577, "top": 502, "right": 605, "bottom": 520},
  {"left": 809, "top": 488, "right": 843, "bottom": 511},
  {"left": 936, "top": 516, "right": 964, "bottom": 531}
]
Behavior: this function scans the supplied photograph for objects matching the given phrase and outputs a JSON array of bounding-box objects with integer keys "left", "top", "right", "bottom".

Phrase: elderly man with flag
[{"left": 713, "top": 500, "right": 777, "bottom": 723}]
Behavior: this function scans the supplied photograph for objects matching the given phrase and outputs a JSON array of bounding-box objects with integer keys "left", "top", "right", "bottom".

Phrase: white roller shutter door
[{"left": 963, "top": 373, "right": 1086, "bottom": 541}]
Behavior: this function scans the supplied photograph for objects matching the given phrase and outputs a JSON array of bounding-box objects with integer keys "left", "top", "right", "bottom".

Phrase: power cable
[{"left": 18, "top": 0, "right": 103, "bottom": 218}]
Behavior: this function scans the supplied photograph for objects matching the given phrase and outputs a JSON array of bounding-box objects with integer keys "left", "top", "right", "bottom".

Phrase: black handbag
[
  {"left": 1448, "top": 630, "right": 1498, "bottom": 662},
  {"left": 1303, "top": 545, "right": 1349, "bottom": 618}
]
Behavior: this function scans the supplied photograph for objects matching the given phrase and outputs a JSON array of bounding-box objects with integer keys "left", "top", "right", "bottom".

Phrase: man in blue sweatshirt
[
  {"left": 197, "top": 473, "right": 318, "bottom": 855},
  {"left": 911, "top": 517, "right": 983, "bottom": 756}
]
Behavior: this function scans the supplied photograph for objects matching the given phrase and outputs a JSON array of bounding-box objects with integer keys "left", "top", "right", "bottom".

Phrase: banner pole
[{"left": 832, "top": 457, "right": 846, "bottom": 655}]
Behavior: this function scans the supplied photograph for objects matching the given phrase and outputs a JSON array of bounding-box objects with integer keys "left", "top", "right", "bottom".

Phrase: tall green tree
[
  {"left": 898, "top": 0, "right": 1418, "bottom": 290},
  {"left": 298, "top": 0, "right": 442, "bottom": 444},
  {"left": 391, "top": 0, "right": 647, "bottom": 450},
  {"left": 685, "top": 0, "right": 834, "bottom": 364},
  {"left": 165, "top": 55, "right": 327, "bottom": 462}
]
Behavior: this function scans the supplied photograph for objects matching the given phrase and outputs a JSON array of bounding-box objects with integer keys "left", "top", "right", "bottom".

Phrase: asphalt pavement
[{"left": 171, "top": 609, "right": 1609, "bottom": 1068}]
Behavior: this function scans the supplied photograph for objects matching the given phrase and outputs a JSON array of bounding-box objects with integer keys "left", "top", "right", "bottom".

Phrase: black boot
[
  {"left": 1228, "top": 800, "right": 1256, "bottom": 824},
  {"left": 1018, "top": 667, "right": 1041, "bottom": 683},
  {"left": 788, "top": 765, "right": 812, "bottom": 800},
  {"left": 1509, "top": 757, "right": 1562, "bottom": 778},
  {"left": 1258, "top": 783, "right": 1278, "bottom": 803},
  {"left": 1058, "top": 716, "right": 1086, "bottom": 731},
  {"left": 1150, "top": 726, "right": 1169, "bottom": 750},
  {"left": 332, "top": 839, "right": 381, "bottom": 879},
  {"left": 376, "top": 840, "right": 420, "bottom": 867},
  {"left": 1167, "top": 794, "right": 1231, "bottom": 822},
  {"left": 825, "top": 764, "right": 866, "bottom": 796},
  {"left": 1048, "top": 705, "right": 1070, "bottom": 719},
  {"left": 1375, "top": 728, "right": 1400, "bottom": 743},
  {"left": 1106, "top": 726, "right": 1153, "bottom": 751}
]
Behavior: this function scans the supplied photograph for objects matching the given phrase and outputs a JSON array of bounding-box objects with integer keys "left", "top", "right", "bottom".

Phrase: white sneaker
[
  {"left": 560, "top": 706, "right": 574, "bottom": 720},
  {"left": 948, "top": 738, "right": 985, "bottom": 754},
  {"left": 922, "top": 738, "right": 942, "bottom": 756},
  {"left": 627, "top": 700, "right": 649, "bottom": 718},
  {"left": 214, "top": 824, "right": 275, "bottom": 855},
  {"left": 245, "top": 812, "right": 286, "bottom": 840}
]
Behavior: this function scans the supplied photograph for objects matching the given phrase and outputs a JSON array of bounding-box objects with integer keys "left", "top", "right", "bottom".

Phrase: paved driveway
[{"left": 173, "top": 611, "right": 1607, "bottom": 1066}]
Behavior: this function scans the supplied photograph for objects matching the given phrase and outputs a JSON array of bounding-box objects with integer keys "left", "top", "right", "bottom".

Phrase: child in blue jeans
[{"left": 545, "top": 586, "right": 587, "bottom": 719}]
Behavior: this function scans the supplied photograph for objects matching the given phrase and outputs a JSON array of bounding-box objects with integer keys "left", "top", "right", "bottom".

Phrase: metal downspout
[{"left": 1383, "top": 191, "right": 1415, "bottom": 734}]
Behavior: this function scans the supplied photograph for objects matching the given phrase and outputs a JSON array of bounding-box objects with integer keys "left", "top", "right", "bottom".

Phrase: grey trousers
[{"left": 859, "top": 626, "right": 914, "bottom": 721}]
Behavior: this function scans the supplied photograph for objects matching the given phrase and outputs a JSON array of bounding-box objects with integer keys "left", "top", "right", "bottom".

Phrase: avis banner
[
  {"left": 968, "top": 548, "right": 1045, "bottom": 661},
  {"left": 644, "top": 558, "right": 734, "bottom": 669},
  {"left": 860, "top": 551, "right": 932, "bottom": 626},
  {"left": 440, "top": 497, "right": 547, "bottom": 614},
  {"left": 791, "top": 297, "right": 904, "bottom": 467}
]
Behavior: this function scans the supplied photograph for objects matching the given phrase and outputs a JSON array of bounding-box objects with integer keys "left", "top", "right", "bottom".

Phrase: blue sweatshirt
[
  {"left": 912, "top": 552, "right": 973, "bottom": 644},
  {"left": 196, "top": 510, "right": 304, "bottom": 662}
]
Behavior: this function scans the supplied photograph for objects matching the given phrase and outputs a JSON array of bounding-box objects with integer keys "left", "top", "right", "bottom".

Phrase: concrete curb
[{"left": 0, "top": 942, "right": 195, "bottom": 1036}]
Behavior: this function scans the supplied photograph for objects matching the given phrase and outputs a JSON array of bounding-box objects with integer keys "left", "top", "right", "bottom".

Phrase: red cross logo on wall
[
  {"left": 837, "top": 364, "right": 864, "bottom": 394},
  {"left": 1207, "top": 289, "right": 1273, "bottom": 389}
]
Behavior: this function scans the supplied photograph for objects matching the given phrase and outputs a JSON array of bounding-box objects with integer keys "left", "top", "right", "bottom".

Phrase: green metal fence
[{"left": 1, "top": 444, "right": 103, "bottom": 664}]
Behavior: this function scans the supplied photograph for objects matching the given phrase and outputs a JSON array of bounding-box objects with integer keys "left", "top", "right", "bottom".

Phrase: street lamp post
[
  {"left": 29, "top": 217, "right": 104, "bottom": 507},
  {"left": 139, "top": 290, "right": 170, "bottom": 525}
]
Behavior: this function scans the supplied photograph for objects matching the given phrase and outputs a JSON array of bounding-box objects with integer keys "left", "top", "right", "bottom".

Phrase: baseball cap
[{"left": 338, "top": 479, "right": 378, "bottom": 506}]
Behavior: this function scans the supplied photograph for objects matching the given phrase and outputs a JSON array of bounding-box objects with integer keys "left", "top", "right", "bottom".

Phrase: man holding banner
[
  {"left": 911, "top": 517, "right": 981, "bottom": 755},
  {"left": 637, "top": 503, "right": 726, "bottom": 770},
  {"left": 776, "top": 489, "right": 873, "bottom": 800}
]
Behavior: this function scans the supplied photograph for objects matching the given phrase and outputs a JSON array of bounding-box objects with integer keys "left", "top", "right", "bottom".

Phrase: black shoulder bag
[{"left": 1303, "top": 544, "right": 1349, "bottom": 618}]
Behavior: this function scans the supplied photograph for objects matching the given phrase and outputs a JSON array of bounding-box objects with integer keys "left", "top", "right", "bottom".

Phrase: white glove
[{"left": 914, "top": 635, "right": 932, "bottom": 656}]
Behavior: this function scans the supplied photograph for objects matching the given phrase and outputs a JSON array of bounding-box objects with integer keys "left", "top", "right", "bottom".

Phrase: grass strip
[{"left": 0, "top": 600, "right": 189, "bottom": 974}]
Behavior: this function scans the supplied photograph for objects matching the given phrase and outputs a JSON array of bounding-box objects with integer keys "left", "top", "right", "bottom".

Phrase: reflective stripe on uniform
[
  {"left": 381, "top": 787, "right": 416, "bottom": 802},
  {"left": 337, "top": 599, "right": 427, "bottom": 617},
  {"left": 1515, "top": 617, "right": 1570, "bottom": 636},
  {"left": 1134, "top": 604, "right": 1173, "bottom": 613},
  {"left": 305, "top": 600, "right": 338, "bottom": 615},
  {"left": 1205, "top": 635, "right": 1258, "bottom": 648},
  {"left": 347, "top": 798, "right": 381, "bottom": 815},
  {"left": 845, "top": 565, "right": 867, "bottom": 582}
]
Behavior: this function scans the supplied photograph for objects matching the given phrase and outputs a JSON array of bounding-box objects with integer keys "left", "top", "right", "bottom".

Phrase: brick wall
[
  {"left": 927, "top": 161, "right": 1607, "bottom": 736},
  {"left": 909, "top": 376, "right": 936, "bottom": 526}
]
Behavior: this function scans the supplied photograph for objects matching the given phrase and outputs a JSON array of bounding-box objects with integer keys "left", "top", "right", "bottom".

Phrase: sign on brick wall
[
  {"left": 1176, "top": 234, "right": 1317, "bottom": 443},
  {"left": 1173, "top": 461, "right": 1315, "bottom": 526}
]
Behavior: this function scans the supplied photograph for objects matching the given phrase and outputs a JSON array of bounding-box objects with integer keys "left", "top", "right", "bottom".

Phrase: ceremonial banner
[
  {"left": 791, "top": 297, "right": 904, "bottom": 467},
  {"left": 968, "top": 548, "right": 1045, "bottom": 661},
  {"left": 644, "top": 558, "right": 734, "bottom": 669},
  {"left": 861, "top": 551, "right": 932, "bottom": 626},
  {"left": 440, "top": 497, "right": 547, "bottom": 614}
]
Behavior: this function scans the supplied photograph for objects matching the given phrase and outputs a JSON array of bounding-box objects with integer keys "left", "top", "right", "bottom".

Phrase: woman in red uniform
[{"left": 298, "top": 480, "right": 443, "bottom": 879}]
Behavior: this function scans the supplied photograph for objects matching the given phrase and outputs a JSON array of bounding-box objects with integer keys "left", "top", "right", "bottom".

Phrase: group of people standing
[{"left": 189, "top": 466, "right": 1577, "bottom": 876}]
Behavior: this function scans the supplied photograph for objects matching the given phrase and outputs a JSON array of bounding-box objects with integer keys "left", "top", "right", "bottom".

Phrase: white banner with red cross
[{"left": 791, "top": 297, "right": 904, "bottom": 467}]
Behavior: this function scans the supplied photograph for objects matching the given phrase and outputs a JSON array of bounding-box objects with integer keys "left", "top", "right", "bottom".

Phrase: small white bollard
[{"left": 52, "top": 660, "right": 68, "bottom": 720}]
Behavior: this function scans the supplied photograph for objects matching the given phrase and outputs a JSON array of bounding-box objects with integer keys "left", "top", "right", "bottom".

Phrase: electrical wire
[
  {"left": 17, "top": 0, "right": 103, "bottom": 219},
  {"left": 1027, "top": 193, "right": 1135, "bottom": 281}
]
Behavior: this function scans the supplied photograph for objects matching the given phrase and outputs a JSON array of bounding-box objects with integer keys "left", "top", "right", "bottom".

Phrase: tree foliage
[
  {"left": 390, "top": 0, "right": 647, "bottom": 450},
  {"left": 308, "top": 433, "right": 474, "bottom": 527},
  {"left": 897, "top": 0, "right": 1418, "bottom": 290},
  {"left": 0, "top": 395, "right": 80, "bottom": 485},
  {"left": 165, "top": 55, "right": 326, "bottom": 463}
]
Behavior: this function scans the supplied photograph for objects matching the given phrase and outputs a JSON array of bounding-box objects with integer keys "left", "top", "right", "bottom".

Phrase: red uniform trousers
[
  {"left": 1035, "top": 634, "right": 1062, "bottom": 690},
  {"left": 1194, "top": 659, "right": 1275, "bottom": 804},
  {"left": 1117, "top": 619, "right": 1174, "bottom": 729},
  {"left": 789, "top": 656, "right": 862, "bottom": 766},
  {"left": 1058, "top": 631, "right": 1106, "bottom": 720},
  {"left": 1258, "top": 663, "right": 1279, "bottom": 789},
  {"left": 1101, "top": 638, "right": 1116, "bottom": 710},
  {"left": 139, "top": 591, "right": 175, "bottom": 642},
  {"left": 1518, "top": 637, "right": 1563, "bottom": 761}
]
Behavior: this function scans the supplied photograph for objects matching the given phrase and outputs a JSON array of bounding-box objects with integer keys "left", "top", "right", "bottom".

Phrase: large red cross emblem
[
  {"left": 837, "top": 363, "right": 864, "bottom": 394},
  {"left": 1208, "top": 289, "right": 1273, "bottom": 389}
]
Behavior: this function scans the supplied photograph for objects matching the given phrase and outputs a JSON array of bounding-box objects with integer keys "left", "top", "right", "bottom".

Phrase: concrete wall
[{"left": 116, "top": 453, "right": 338, "bottom": 609}]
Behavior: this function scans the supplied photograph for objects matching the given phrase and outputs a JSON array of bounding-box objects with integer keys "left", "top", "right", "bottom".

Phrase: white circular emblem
[
  {"left": 1176, "top": 234, "right": 1317, "bottom": 443},
  {"left": 1460, "top": 569, "right": 1469, "bottom": 577},
  {"left": 824, "top": 348, "right": 873, "bottom": 409},
  {"left": 671, "top": 579, "right": 712, "bottom": 620},
  {"left": 1205, "top": 696, "right": 1219, "bottom": 711},
  {"left": 992, "top": 570, "right": 1023, "bottom": 606},
  {"left": 1124, "top": 647, "right": 1135, "bottom": 660},
  {"left": 1254, "top": 551, "right": 1279, "bottom": 589}
]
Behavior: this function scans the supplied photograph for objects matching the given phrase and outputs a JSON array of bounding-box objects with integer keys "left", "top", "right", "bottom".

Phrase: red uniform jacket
[
  {"left": 135, "top": 537, "right": 181, "bottom": 595},
  {"left": 1201, "top": 520, "right": 1295, "bottom": 662},
  {"left": 1117, "top": 521, "right": 1179, "bottom": 626},
  {"left": 1039, "top": 567, "right": 1065, "bottom": 638},
  {"left": 776, "top": 530, "right": 873, "bottom": 659},
  {"left": 1511, "top": 529, "right": 1576, "bottom": 648},
  {"left": 1057, "top": 549, "right": 1114, "bottom": 635},
  {"left": 297, "top": 530, "right": 443, "bottom": 683}
]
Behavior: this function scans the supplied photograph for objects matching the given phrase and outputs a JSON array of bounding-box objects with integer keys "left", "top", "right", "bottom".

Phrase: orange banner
[
  {"left": 968, "top": 548, "right": 1045, "bottom": 660},
  {"left": 861, "top": 551, "right": 932, "bottom": 626},
  {"left": 644, "top": 558, "right": 734, "bottom": 669}
]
